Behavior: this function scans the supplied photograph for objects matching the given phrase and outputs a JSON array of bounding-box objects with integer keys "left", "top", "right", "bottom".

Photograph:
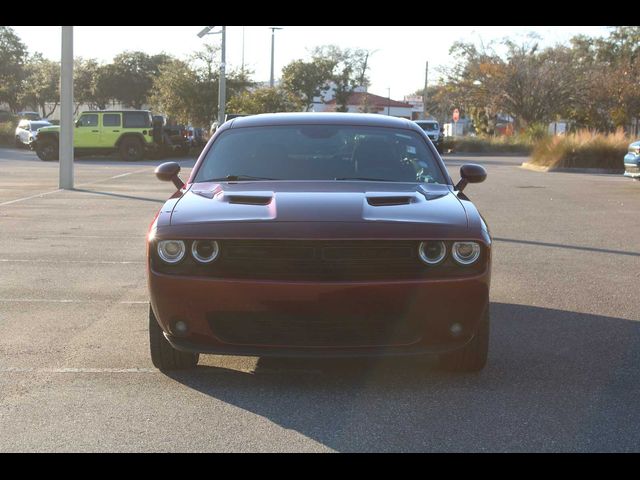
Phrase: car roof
[{"left": 228, "top": 112, "right": 419, "bottom": 130}]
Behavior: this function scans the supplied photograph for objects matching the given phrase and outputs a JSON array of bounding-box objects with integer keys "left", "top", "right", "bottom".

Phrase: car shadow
[{"left": 163, "top": 303, "right": 640, "bottom": 452}]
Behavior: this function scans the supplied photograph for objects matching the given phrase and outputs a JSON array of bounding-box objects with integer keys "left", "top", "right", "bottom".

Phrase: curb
[{"left": 521, "top": 162, "right": 624, "bottom": 175}]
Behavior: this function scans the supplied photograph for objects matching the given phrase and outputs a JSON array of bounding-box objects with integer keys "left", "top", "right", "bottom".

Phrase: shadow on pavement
[
  {"left": 494, "top": 237, "right": 640, "bottom": 257},
  {"left": 72, "top": 188, "right": 165, "bottom": 204},
  {"left": 163, "top": 303, "right": 640, "bottom": 452}
]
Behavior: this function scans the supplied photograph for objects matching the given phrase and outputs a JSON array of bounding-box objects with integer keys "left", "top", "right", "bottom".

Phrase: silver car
[
  {"left": 624, "top": 141, "right": 640, "bottom": 180},
  {"left": 15, "top": 119, "right": 52, "bottom": 148}
]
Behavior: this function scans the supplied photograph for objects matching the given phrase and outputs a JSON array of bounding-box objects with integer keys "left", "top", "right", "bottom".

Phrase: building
[{"left": 314, "top": 90, "right": 413, "bottom": 119}]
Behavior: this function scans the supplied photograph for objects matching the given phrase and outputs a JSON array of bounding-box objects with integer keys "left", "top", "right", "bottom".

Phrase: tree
[
  {"left": 148, "top": 45, "right": 252, "bottom": 127},
  {"left": 0, "top": 26, "right": 28, "bottom": 112},
  {"left": 110, "top": 51, "right": 172, "bottom": 108},
  {"left": 281, "top": 59, "right": 333, "bottom": 111},
  {"left": 20, "top": 54, "right": 60, "bottom": 118},
  {"left": 311, "top": 45, "right": 372, "bottom": 112},
  {"left": 227, "top": 87, "right": 302, "bottom": 114}
]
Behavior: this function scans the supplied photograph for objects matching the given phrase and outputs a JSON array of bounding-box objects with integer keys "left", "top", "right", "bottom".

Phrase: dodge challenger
[{"left": 147, "top": 113, "right": 491, "bottom": 372}]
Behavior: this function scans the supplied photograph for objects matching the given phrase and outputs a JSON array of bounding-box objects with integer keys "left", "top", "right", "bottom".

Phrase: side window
[
  {"left": 103, "top": 114, "right": 121, "bottom": 127},
  {"left": 123, "top": 112, "right": 151, "bottom": 128},
  {"left": 77, "top": 114, "right": 99, "bottom": 127}
]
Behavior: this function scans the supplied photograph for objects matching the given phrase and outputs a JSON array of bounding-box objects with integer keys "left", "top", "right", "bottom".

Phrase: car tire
[
  {"left": 119, "top": 137, "right": 144, "bottom": 161},
  {"left": 438, "top": 305, "right": 489, "bottom": 372},
  {"left": 149, "top": 305, "right": 199, "bottom": 371},
  {"left": 35, "top": 137, "right": 59, "bottom": 161},
  {"left": 15, "top": 136, "right": 23, "bottom": 149}
]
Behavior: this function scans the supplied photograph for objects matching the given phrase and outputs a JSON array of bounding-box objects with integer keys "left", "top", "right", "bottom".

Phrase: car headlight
[
  {"left": 191, "top": 240, "right": 220, "bottom": 263},
  {"left": 157, "top": 240, "right": 186, "bottom": 264},
  {"left": 452, "top": 242, "right": 481, "bottom": 265},
  {"left": 418, "top": 241, "right": 447, "bottom": 265}
]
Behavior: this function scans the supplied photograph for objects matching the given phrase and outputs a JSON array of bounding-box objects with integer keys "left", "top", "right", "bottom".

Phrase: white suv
[
  {"left": 414, "top": 120, "right": 443, "bottom": 153},
  {"left": 15, "top": 119, "right": 52, "bottom": 148}
]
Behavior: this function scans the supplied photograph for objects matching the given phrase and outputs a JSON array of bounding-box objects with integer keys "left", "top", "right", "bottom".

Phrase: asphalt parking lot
[{"left": 1, "top": 146, "right": 639, "bottom": 452}]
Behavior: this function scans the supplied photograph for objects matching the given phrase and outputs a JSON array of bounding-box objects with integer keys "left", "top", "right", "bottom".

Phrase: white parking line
[
  {"left": 0, "top": 299, "right": 147, "bottom": 304},
  {"left": 0, "top": 166, "right": 152, "bottom": 207},
  {"left": 0, "top": 259, "right": 144, "bottom": 265},
  {"left": 0, "top": 367, "right": 158, "bottom": 373}
]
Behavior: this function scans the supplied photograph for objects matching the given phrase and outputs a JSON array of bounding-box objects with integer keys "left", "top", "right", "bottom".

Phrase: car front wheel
[
  {"left": 35, "top": 138, "right": 59, "bottom": 161},
  {"left": 438, "top": 305, "right": 489, "bottom": 372},
  {"left": 149, "top": 305, "right": 199, "bottom": 371}
]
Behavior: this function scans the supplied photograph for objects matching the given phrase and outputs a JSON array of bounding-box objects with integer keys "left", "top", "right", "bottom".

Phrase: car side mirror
[
  {"left": 155, "top": 162, "right": 185, "bottom": 190},
  {"left": 455, "top": 164, "right": 487, "bottom": 192}
]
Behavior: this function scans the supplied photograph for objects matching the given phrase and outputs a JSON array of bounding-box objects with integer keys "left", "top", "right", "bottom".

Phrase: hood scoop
[
  {"left": 366, "top": 195, "right": 414, "bottom": 207},
  {"left": 226, "top": 194, "right": 273, "bottom": 206}
]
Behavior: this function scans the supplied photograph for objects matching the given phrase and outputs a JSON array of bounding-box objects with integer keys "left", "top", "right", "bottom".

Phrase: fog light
[
  {"left": 173, "top": 320, "right": 189, "bottom": 336},
  {"left": 449, "top": 323, "right": 463, "bottom": 337}
]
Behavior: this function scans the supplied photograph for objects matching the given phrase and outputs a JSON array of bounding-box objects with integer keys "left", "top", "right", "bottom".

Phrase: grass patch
[
  {"left": 529, "top": 130, "right": 629, "bottom": 171},
  {"left": 444, "top": 135, "right": 533, "bottom": 155}
]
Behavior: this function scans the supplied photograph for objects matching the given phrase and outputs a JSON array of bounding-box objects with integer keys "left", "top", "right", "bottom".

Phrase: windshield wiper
[
  {"left": 335, "top": 177, "right": 396, "bottom": 182},
  {"left": 202, "top": 175, "right": 279, "bottom": 182}
]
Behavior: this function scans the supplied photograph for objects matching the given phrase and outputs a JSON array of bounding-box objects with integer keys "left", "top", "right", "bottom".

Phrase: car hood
[{"left": 159, "top": 181, "right": 472, "bottom": 240}]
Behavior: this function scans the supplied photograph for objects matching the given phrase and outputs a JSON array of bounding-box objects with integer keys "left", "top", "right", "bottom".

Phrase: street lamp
[
  {"left": 269, "top": 27, "right": 283, "bottom": 88},
  {"left": 197, "top": 26, "right": 226, "bottom": 126}
]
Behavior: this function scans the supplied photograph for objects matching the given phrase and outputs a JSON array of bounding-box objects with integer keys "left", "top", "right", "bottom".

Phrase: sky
[{"left": 10, "top": 26, "right": 610, "bottom": 100}]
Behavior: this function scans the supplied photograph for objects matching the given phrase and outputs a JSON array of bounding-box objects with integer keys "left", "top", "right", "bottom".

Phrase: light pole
[
  {"left": 60, "top": 26, "right": 74, "bottom": 189},
  {"left": 197, "top": 26, "right": 226, "bottom": 126},
  {"left": 269, "top": 27, "right": 283, "bottom": 88}
]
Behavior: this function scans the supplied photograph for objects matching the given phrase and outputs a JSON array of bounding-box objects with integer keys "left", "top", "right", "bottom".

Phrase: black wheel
[
  {"left": 119, "top": 137, "right": 144, "bottom": 161},
  {"left": 149, "top": 305, "right": 199, "bottom": 371},
  {"left": 15, "top": 136, "right": 23, "bottom": 148},
  {"left": 35, "top": 137, "right": 59, "bottom": 161},
  {"left": 438, "top": 305, "right": 489, "bottom": 372}
]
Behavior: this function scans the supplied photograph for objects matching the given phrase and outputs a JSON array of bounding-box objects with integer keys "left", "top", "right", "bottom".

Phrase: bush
[
  {"left": 529, "top": 129, "right": 629, "bottom": 170},
  {"left": 445, "top": 135, "right": 533, "bottom": 154},
  {"left": 0, "top": 121, "right": 17, "bottom": 146}
]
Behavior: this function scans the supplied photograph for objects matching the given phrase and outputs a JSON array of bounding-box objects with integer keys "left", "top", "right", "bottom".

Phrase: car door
[
  {"left": 74, "top": 113, "right": 100, "bottom": 148},
  {"left": 101, "top": 113, "right": 122, "bottom": 148}
]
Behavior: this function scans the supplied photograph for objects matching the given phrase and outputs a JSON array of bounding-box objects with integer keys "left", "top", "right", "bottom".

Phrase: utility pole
[
  {"left": 269, "top": 27, "right": 283, "bottom": 88},
  {"left": 59, "top": 26, "right": 74, "bottom": 190},
  {"left": 423, "top": 61, "right": 429, "bottom": 120},
  {"left": 218, "top": 26, "right": 226, "bottom": 125}
]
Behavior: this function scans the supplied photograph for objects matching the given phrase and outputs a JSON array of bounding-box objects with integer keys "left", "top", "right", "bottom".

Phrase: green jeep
[{"left": 34, "top": 110, "right": 156, "bottom": 161}]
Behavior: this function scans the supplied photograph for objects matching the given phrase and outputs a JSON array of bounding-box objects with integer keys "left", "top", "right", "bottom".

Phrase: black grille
[
  {"left": 153, "top": 240, "right": 486, "bottom": 280},
  {"left": 208, "top": 312, "right": 422, "bottom": 347}
]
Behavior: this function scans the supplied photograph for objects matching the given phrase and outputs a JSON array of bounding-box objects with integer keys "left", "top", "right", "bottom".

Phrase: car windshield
[
  {"left": 418, "top": 122, "right": 438, "bottom": 131},
  {"left": 195, "top": 125, "right": 446, "bottom": 184}
]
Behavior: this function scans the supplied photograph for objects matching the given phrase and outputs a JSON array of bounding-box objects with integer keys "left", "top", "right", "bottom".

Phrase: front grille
[
  {"left": 208, "top": 311, "right": 422, "bottom": 347},
  {"left": 152, "top": 240, "right": 486, "bottom": 281}
]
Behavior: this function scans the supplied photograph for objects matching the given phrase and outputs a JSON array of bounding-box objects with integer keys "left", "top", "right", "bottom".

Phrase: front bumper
[
  {"left": 148, "top": 268, "right": 490, "bottom": 357},
  {"left": 624, "top": 153, "right": 640, "bottom": 178}
]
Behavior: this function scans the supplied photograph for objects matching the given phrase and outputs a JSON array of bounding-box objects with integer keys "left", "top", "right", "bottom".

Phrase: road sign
[{"left": 453, "top": 108, "right": 460, "bottom": 123}]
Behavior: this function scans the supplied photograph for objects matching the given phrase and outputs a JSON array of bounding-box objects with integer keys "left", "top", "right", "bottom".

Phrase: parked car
[
  {"left": 147, "top": 113, "right": 491, "bottom": 372},
  {"left": 185, "top": 126, "right": 207, "bottom": 154},
  {"left": 623, "top": 140, "right": 640, "bottom": 180},
  {"left": 152, "top": 115, "right": 190, "bottom": 157},
  {"left": 33, "top": 110, "right": 156, "bottom": 161},
  {"left": 17, "top": 111, "right": 42, "bottom": 121},
  {"left": 414, "top": 119, "right": 443, "bottom": 153},
  {"left": 14, "top": 119, "right": 52, "bottom": 148}
]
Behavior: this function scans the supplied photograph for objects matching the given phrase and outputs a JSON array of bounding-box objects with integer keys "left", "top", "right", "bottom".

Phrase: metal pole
[
  {"left": 270, "top": 28, "right": 275, "bottom": 87},
  {"left": 423, "top": 61, "right": 428, "bottom": 120},
  {"left": 217, "top": 26, "right": 226, "bottom": 125},
  {"left": 59, "top": 26, "right": 74, "bottom": 190},
  {"left": 387, "top": 88, "right": 391, "bottom": 116},
  {"left": 241, "top": 26, "right": 245, "bottom": 74}
]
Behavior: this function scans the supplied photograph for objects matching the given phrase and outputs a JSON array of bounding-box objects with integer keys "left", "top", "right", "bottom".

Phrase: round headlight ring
[
  {"left": 452, "top": 242, "right": 481, "bottom": 265},
  {"left": 191, "top": 240, "right": 220, "bottom": 264},
  {"left": 157, "top": 240, "right": 186, "bottom": 264},
  {"left": 418, "top": 241, "right": 447, "bottom": 265}
]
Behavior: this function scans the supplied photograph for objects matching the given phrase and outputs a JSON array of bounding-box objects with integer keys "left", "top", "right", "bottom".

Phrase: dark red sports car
[{"left": 147, "top": 113, "right": 491, "bottom": 371}]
